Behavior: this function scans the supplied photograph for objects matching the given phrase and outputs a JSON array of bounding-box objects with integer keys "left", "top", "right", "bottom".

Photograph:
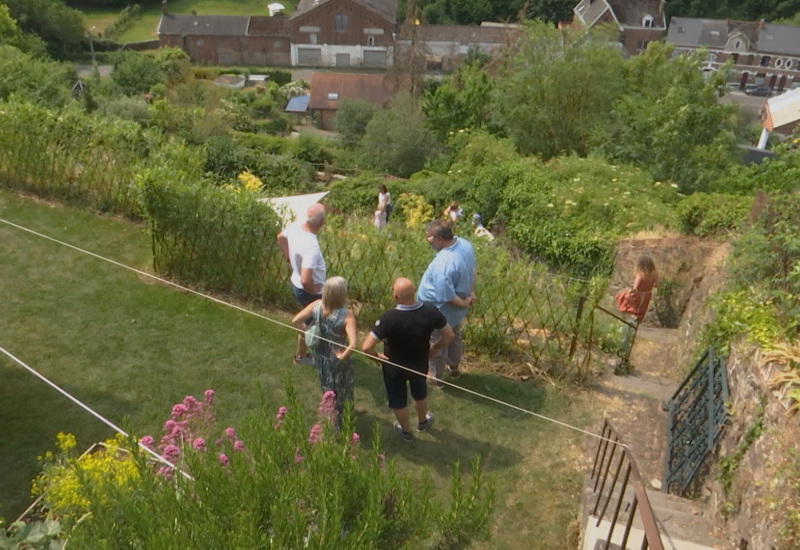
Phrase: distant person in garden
[
  {"left": 443, "top": 201, "right": 463, "bottom": 223},
  {"left": 629, "top": 255, "right": 658, "bottom": 323},
  {"left": 471, "top": 213, "right": 495, "bottom": 242},
  {"left": 374, "top": 207, "right": 387, "bottom": 231},
  {"left": 417, "top": 219, "right": 477, "bottom": 386},
  {"left": 616, "top": 255, "right": 659, "bottom": 361},
  {"left": 362, "top": 277, "right": 454, "bottom": 442},
  {"left": 292, "top": 276, "right": 357, "bottom": 419},
  {"left": 378, "top": 183, "right": 393, "bottom": 221},
  {"left": 277, "top": 202, "right": 327, "bottom": 364}
]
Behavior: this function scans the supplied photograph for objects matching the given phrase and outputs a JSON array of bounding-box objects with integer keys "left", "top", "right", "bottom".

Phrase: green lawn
[
  {"left": 0, "top": 189, "right": 592, "bottom": 548},
  {"left": 94, "top": 0, "right": 301, "bottom": 43}
]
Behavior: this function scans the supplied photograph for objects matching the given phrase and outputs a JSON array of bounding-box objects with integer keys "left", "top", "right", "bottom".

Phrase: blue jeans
[{"left": 292, "top": 285, "right": 321, "bottom": 308}]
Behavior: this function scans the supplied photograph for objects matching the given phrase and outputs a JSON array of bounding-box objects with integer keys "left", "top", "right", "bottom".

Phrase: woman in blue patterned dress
[{"left": 292, "top": 276, "right": 358, "bottom": 417}]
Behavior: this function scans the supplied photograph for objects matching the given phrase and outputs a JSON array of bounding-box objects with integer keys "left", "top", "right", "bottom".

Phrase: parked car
[{"left": 744, "top": 85, "right": 773, "bottom": 97}]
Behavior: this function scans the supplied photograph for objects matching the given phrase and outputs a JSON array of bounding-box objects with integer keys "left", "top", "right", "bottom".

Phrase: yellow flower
[
  {"left": 237, "top": 170, "right": 263, "bottom": 193},
  {"left": 56, "top": 432, "right": 77, "bottom": 452}
]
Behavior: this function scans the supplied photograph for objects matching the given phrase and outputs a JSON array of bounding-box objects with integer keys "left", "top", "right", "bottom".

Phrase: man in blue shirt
[{"left": 417, "top": 219, "right": 477, "bottom": 385}]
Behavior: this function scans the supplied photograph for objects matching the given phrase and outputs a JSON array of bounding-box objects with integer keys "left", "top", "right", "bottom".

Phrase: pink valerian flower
[
  {"left": 294, "top": 448, "right": 305, "bottom": 463},
  {"left": 171, "top": 404, "right": 188, "bottom": 418},
  {"left": 163, "top": 420, "right": 176, "bottom": 432},
  {"left": 157, "top": 465, "right": 174, "bottom": 481},
  {"left": 163, "top": 445, "right": 181, "bottom": 463},
  {"left": 350, "top": 433, "right": 360, "bottom": 445},
  {"left": 224, "top": 427, "right": 237, "bottom": 440},
  {"left": 308, "top": 424, "right": 322, "bottom": 444},
  {"left": 276, "top": 406, "right": 288, "bottom": 420},
  {"left": 233, "top": 440, "right": 245, "bottom": 452},
  {"left": 377, "top": 453, "right": 386, "bottom": 471},
  {"left": 218, "top": 454, "right": 229, "bottom": 466},
  {"left": 204, "top": 389, "right": 215, "bottom": 403},
  {"left": 192, "top": 438, "right": 206, "bottom": 452},
  {"left": 139, "top": 435, "right": 155, "bottom": 448},
  {"left": 318, "top": 391, "right": 337, "bottom": 419}
]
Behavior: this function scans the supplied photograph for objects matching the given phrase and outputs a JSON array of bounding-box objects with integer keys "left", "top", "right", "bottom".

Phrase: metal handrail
[{"left": 588, "top": 419, "right": 664, "bottom": 550}]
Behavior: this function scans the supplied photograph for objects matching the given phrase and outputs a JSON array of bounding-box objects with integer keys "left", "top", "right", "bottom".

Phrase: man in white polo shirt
[{"left": 277, "top": 203, "right": 326, "bottom": 364}]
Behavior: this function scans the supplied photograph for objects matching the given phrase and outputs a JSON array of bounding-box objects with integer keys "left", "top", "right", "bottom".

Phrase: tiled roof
[
  {"left": 607, "top": 0, "right": 664, "bottom": 28},
  {"left": 158, "top": 14, "right": 250, "bottom": 36},
  {"left": 668, "top": 17, "right": 800, "bottom": 57},
  {"left": 757, "top": 23, "right": 800, "bottom": 56},
  {"left": 667, "top": 17, "right": 725, "bottom": 47},
  {"left": 248, "top": 15, "right": 291, "bottom": 35},
  {"left": 294, "top": 0, "right": 398, "bottom": 24},
  {"left": 308, "top": 72, "right": 405, "bottom": 110},
  {"left": 399, "top": 24, "right": 514, "bottom": 43}
]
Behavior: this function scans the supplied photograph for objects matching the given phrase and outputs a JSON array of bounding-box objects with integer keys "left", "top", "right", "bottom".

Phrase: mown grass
[
  {"left": 0, "top": 189, "right": 593, "bottom": 548},
  {"left": 92, "top": 0, "right": 301, "bottom": 43}
]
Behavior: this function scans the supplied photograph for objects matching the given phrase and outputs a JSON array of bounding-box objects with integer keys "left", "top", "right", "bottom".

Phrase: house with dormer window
[
  {"left": 667, "top": 18, "right": 800, "bottom": 92},
  {"left": 572, "top": 0, "right": 666, "bottom": 56}
]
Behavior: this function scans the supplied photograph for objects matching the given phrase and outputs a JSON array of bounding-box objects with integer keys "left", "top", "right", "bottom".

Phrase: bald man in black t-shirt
[{"left": 362, "top": 278, "right": 454, "bottom": 442}]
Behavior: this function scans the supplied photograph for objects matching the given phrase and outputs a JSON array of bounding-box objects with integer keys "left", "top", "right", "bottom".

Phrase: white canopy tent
[{"left": 259, "top": 191, "right": 329, "bottom": 225}]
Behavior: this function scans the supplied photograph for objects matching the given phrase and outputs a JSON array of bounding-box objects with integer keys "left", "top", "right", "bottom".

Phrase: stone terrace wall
[{"left": 703, "top": 342, "right": 799, "bottom": 549}]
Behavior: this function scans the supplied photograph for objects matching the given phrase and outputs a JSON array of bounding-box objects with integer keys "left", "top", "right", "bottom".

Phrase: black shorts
[{"left": 383, "top": 369, "right": 428, "bottom": 409}]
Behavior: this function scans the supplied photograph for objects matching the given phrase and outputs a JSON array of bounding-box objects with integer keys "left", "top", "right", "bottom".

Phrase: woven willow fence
[
  {"left": 0, "top": 102, "right": 599, "bottom": 379},
  {"left": 0, "top": 103, "right": 144, "bottom": 218}
]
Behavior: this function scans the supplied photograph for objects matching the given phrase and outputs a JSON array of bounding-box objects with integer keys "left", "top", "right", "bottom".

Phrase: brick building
[
  {"left": 667, "top": 17, "right": 800, "bottom": 92},
  {"left": 572, "top": 0, "right": 666, "bottom": 56}
]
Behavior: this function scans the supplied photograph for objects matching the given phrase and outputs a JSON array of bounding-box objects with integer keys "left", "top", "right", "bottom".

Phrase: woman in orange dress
[{"left": 631, "top": 255, "right": 658, "bottom": 323}]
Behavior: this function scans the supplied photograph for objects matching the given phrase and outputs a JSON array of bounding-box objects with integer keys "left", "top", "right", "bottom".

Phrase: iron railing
[
  {"left": 588, "top": 419, "right": 664, "bottom": 550},
  {"left": 663, "top": 347, "right": 729, "bottom": 495}
]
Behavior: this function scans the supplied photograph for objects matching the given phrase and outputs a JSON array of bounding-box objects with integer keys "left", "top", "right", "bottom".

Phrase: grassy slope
[
  {"left": 0, "top": 189, "right": 592, "bottom": 548},
  {"left": 81, "top": 0, "right": 300, "bottom": 43}
]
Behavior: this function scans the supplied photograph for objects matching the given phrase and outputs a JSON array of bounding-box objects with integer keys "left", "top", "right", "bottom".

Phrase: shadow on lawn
[
  {"left": 440, "top": 371, "right": 548, "bottom": 418},
  {"left": 0, "top": 360, "right": 136, "bottom": 520}
]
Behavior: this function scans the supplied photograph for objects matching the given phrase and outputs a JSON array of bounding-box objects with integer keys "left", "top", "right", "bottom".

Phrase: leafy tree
[
  {"left": 4, "top": 0, "right": 84, "bottom": 57},
  {"left": 357, "top": 93, "right": 438, "bottom": 177},
  {"left": 423, "top": 60, "right": 494, "bottom": 142},
  {"left": 523, "top": 0, "right": 577, "bottom": 23},
  {"left": 0, "top": 3, "right": 46, "bottom": 56},
  {"left": 111, "top": 51, "right": 164, "bottom": 96},
  {"left": 590, "top": 42, "right": 738, "bottom": 193},
  {"left": 490, "top": 21, "right": 626, "bottom": 159},
  {"left": 333, "top": 98, "right": 375, "bottom": 148},
  {"left": 0, "top": 45, "right": 74, "bottom": 106},
  {"left": 155, "top": 47, "right": 192, "bottom": 87}
]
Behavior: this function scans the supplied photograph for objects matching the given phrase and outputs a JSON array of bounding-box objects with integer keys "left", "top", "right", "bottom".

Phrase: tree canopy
[{"left": 3, "top": 0, "right": 84, "bottom": 57}]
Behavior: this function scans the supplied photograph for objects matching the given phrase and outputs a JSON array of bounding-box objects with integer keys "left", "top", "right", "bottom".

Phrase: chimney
[{"left": 162, "top": 0, "right": 168, "bottom": 15}]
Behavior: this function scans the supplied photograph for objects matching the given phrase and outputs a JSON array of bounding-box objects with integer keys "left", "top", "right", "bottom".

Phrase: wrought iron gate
[{"left": 663, "top": 347, "right": 729, "bottom": 495}]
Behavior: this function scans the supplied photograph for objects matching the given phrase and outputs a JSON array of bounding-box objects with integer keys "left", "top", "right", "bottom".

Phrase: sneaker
[
  {"left": 445, "top": 366, "right": 461, "bottom": 378},
  {"left": 417, "top": 412, "right": 434, "bottom": 432},
  {"left": 393, "top": 421, "right": 414, "bottom": 442}
]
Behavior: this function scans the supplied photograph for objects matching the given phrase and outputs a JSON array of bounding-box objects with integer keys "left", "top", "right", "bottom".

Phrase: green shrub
[
  {"left": 498, "top": 155, "right": 678, "bottom": 277},
  {"left": 701, "top": 289, "right": 785, "bottom": 353},
  {"left": 676, "top": 192, "right": 751, "bottom": 236},
  {"left": 324, "top": 172, "right": 387, "bottom": 216}
]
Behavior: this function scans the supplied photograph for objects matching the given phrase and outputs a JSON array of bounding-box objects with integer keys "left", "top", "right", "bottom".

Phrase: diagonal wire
[
  {"left": 0, "top": 216, "right": 625, "bottom": 448},
  {"left": 0, "top": 345, "right": 192, "bottom": 480}
]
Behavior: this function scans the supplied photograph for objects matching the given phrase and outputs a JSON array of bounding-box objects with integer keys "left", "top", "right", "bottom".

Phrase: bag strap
[{"left": 313, "top": 303, "right": 323, "bottom": 326}]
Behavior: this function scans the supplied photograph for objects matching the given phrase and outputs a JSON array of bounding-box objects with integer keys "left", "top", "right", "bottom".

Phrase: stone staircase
[{"left": 580, "top": 327, "right": 724, "bottom": 549}]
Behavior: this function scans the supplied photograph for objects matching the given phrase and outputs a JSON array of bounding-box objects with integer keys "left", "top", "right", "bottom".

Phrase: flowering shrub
[
  {"left": 57, "top": 384, "right": 494, "bottom": 548},
  {"left": 31, "top": 433, "right": 139, "bottom": 526}
]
